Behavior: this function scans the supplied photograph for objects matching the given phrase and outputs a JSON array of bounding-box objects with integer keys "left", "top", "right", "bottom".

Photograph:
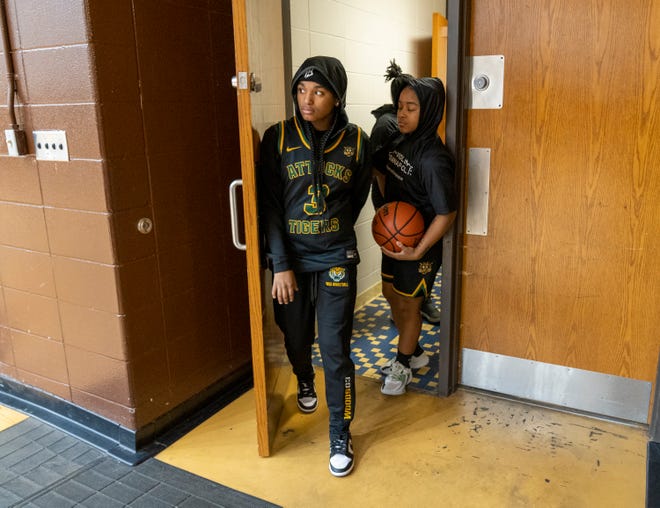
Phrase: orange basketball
[{"left": 371, "top": 201, "right": 425, "bottom": 252}]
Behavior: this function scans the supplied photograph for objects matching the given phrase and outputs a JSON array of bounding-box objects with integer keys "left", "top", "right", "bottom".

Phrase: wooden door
[
  {"left": 461, "top": 0, "right": 660, "bottom": 422},
  {"left": 232, "top": 0, "right": 289, "bottom": 456}
]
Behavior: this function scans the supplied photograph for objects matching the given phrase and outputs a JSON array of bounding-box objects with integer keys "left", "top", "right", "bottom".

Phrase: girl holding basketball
[{"left": 372, "top": 75, "right": 457, "bottom": 395}]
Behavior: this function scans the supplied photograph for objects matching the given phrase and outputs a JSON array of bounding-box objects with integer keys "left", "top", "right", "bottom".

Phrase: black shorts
[{"left": 381, "top": 242, "right": 442, "bottom": 298}]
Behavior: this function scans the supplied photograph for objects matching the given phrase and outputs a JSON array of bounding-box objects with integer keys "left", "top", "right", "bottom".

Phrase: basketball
[{"left": 371, "top": 201, "right": 425, "bottom": 252}]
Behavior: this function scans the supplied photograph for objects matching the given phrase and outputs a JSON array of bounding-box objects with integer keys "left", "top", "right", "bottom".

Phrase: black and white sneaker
[
  {"left": 329, "top": 432, "right": 354, "bottom": 477},
  {"left": 297, "top": 380, "right": 317, "bottom": 413}
]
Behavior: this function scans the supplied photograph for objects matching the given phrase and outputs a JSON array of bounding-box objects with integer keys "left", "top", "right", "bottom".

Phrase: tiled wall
[
  {"left": 289, "top": 0, "right": 446, "bottom": 296},
  {"left": 0, "top": 0, "right": 251, "bottom": 431}
]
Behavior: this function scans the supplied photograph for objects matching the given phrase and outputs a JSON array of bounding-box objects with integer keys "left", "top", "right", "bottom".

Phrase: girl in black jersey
[
  {"left": 258, "top": 56, "right": 371, "bottom": 476},
  {"left": 372, "top": 75, "right": 457, "bottom": 396}
]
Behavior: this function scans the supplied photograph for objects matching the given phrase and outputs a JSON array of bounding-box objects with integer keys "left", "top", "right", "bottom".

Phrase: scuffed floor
[{"left": 157, "top": 370, "right": 647, "bottom": 508}]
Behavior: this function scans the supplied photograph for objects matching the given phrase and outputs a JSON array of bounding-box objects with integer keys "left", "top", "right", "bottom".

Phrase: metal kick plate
[
  {"left": 461, "top": 348, "right": 652, "bottom": 424},
  {"left": 467, "top": 55, "right": 504, "bottom": 109},
  {"left": 466, "top": 148, "right": 490, "bottom": 236}
]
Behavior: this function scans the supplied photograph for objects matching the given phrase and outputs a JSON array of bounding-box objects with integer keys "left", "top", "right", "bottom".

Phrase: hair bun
[{"left": 384, "top": 59, "right": 403, "bottom": 82}]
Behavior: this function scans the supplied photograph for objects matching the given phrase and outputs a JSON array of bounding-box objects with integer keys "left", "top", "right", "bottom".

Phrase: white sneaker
[
  {"left": 379, "top": 351, "right": 428, "bottom": 375},
  {"left": 380, "top": 361, "right": 412, "bottom": 396},
  {"left": 329, "top": 433, "right": 354, "bottom": 477}
]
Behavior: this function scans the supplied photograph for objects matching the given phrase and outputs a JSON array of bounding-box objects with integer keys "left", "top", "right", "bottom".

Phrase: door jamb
[{"left": 438, "top": 0, "right": 471, "bottom": 397}]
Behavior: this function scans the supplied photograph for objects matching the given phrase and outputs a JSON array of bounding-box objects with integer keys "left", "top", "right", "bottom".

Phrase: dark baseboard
[{"left": 0, "top": 366, "right": 253, "bottom": 465}]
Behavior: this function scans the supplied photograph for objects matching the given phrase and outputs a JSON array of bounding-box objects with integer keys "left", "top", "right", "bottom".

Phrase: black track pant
[{"left": 273, "top": 265, "right": 356, "bottom": 436}]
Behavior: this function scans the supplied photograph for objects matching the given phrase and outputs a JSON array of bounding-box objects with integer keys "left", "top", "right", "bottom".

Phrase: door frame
[
  {"left": 236, "top": 0, "right": 471, "bottom": 406},
  {"left": 438, "top": 0, "right": 470, "bottom": 396},
  {"left": 274, "top": 1, "right": 470, "bottom": 398}
]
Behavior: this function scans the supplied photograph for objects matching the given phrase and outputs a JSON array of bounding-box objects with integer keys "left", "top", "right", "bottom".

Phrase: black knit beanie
[{"left": 296, "top": 68, "right": 334, "bottom": 93}]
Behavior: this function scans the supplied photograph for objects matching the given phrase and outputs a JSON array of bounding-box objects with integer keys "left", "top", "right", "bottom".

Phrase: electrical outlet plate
[{"left": 34, "top": 130, "right": 69, "bottom": 161}]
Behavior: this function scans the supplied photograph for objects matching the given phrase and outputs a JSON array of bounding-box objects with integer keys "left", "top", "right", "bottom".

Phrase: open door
[
  {"left": 459, "top": 0, "right": 658, "bottom": 423},
  {"left": 231, "top": 0, "right": 290, "bottom": 456}
]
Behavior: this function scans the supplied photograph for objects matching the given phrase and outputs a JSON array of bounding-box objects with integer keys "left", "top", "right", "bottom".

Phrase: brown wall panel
[
  {"left": 12, "top": 0, "right": 87, "bottom": 48},
  {"left": 11, "top": 329, "right": 67, "bottom": 382},
  {"left": 105, "top": 157, "right": 150, "bottom": 212},
  {"left": 97, "top": 102, "right": 146, "bottom": 159},
  {"left": 0, "top": 325, "right": 14, "bottom": 369},
  {"left": 0, "top": 0, "right": 248, "bottom": 435},
  {"left": 71, "top": 388, "right": 133, "bottom": 428},
  {"left": 66, "top": 346, "right": 132, "bottom": 405},
  {"left": 124, "top": 303, "right": 165, "bottom": 358},
  {"left": 4, "top": 289, "right": 62, "bottom": 341},
  {"left": 0, "top": 156, "right": 40, "bottom": 204},
  {"left": 0, "top": 203, "right": 49, "bottom": 252},
  {"left": 91, "top": 43, "right": 140, "bottom": 103},
  {"left": 0, "top": 247, "right": 56, "bottom": 297},
  {"left": 17, "top": 369, "right": 70, "bottom": 401},
  {"left": 52, "top": 256, "right": 119, "bottom": 312},
  {"left": 45, "top": 208, "right": 114, "bottom": 263},
  {"left": 86, "top": 0, "right": 135, "bottom": 46},
  {"left": 22, "top": 46, "right": 94, "bottom": 104},
  {"left": 112, "top": 206, "right": 158, "bottom": 263},
  {"left": 39, "top": 160, "right": 108, "bottom": 212},
  {"left": 59, "top": 301, "right": 127, "bottom": 360}
]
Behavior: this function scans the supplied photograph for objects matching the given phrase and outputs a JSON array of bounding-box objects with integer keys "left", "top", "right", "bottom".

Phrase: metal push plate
[
  {"left": 466, "top": 148, "right": 490, "bottom": 236},
  {"left": 467, "top": 55, "right": 504, "bottom": 109}
]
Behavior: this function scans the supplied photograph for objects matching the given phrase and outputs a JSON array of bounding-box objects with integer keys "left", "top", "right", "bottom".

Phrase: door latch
[{"left": 231, "top": 72, "right": 262, "bottom": 92}]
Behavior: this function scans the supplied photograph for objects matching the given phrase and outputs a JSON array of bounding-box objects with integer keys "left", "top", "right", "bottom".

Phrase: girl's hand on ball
[{"left": 381, "top": 241, "right": 420, "bottom": 260}]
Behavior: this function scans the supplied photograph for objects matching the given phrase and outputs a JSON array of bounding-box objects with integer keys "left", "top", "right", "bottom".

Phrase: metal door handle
[
  {"left": 229, "top": 179, "right": 246, "bottom": 251},
  {"left": 231, "top": 72, "right": 262, "bottom": 92}
]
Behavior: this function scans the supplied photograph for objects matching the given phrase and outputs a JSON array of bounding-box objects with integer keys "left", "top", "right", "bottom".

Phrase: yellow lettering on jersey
[
  {"left": 288, "top": 217, "right": 340, "bottom": 234},
  {"left": 323, "top": 162, "right": 352, "bottom": 183},
  {"left": 286, "top": 161, "right": 311, "bottom": 180}
]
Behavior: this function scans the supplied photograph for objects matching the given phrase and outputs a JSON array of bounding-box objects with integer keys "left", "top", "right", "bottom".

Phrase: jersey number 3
[{"left": 303, "top": 184, "right": 330, "bottom": 216}]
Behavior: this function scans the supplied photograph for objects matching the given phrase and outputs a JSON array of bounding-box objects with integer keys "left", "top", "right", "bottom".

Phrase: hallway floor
[
  {"left": 0, "top": 287, "right": 650, "bottom": 506},
  {"left": 1, "top": 372, "right": 648, "bottom": 507}
]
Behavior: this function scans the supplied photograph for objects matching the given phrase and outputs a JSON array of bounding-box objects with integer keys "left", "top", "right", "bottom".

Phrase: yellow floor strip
[
  {"left": 0, "top": 404, "right": 28, "bottom": 431},
  {"left": 156, "top": 372, "right": 647, "bottom": 507}
]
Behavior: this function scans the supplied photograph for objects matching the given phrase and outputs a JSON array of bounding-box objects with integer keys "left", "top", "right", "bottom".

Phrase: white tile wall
[{"left": 289, "top": 0, "right": 445, "bottom": 296}]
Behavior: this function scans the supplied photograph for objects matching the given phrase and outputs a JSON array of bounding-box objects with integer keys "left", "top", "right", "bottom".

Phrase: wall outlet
[
  {"left": 5, "top": 128, "right": 28, "bottom": 156},
  {"left": 34, "top": 130, "right": 69, "bottom": 161}
]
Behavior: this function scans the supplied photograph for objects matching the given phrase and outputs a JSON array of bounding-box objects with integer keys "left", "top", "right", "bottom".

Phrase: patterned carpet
[{"left": 313, "top": 283, "right": 441, "bottom": 394}]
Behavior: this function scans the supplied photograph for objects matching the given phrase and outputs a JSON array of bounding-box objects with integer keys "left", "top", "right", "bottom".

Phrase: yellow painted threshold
[{"left": 0, "top": 404, "right": 28, "bottom": 431}]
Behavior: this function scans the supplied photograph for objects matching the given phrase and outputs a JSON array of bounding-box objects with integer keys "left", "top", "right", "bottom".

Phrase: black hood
[
  {"left": 291, "top": 55, "right": 348, "bottom": 110},
  {"left": 394, "top": 77, "right": 445, "bottom": 140}
]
